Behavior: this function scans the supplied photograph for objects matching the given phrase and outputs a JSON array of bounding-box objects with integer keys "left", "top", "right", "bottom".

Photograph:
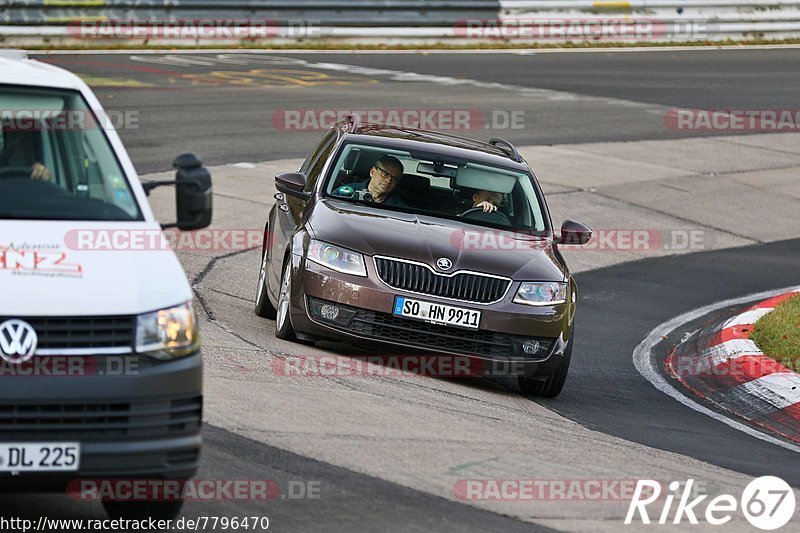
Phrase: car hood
[
  {"left": 0, "top": 221, "right": 192, "bottom": 316},
  {"left": 309, "top": 199, "right": 567, "bottom": 281}
]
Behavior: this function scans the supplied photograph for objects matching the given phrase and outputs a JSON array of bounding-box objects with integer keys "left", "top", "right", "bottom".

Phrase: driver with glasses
[{"left": 341, "top": 155, "right": 407, "bottom": 207}]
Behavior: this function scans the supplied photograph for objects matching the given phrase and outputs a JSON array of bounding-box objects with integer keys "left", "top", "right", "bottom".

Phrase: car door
[{"left": 267, "top": 129, "right": 337, "bottom": 299}]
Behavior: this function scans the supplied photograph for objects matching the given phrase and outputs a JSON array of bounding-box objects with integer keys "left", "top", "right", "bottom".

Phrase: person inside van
[{"left": 0, "top": 128, "right": 52, "bottom": 181}]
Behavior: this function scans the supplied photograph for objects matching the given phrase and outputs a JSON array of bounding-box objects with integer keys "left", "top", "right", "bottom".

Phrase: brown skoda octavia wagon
[{"left": 255, "top": 116, "right": 592, "bottom": 397}]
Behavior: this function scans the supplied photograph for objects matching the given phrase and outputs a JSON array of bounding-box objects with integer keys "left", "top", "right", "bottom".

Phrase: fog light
[
  {"left": 321, "top": 305, "right": 340, "bottom": 320},
  {"left": 521, "top": 340, "right": 540, "bottom": 355},
  {"left": 308, "top": 297, "right": 356, "bottom": 326}
]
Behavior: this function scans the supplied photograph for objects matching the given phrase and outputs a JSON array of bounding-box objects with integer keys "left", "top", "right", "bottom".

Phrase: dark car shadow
[
  {"left": 0, "top": 493, "right": 105, "bottom": 520},
  {"left": 314, "top": 339, "right": 522, "bottom": 396}
]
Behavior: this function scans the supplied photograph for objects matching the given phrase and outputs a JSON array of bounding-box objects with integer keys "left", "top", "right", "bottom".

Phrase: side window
[
  {"left": 300, "top": 130, "right": 335, "bottom": 175},
  {"left": 303, "top": 131, "right": 336, "bottom": 193}
]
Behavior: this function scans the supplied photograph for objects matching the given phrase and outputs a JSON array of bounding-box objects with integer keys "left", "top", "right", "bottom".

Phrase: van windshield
[{"left": 0, "top": 85, "right": 142, "bottom": 221}]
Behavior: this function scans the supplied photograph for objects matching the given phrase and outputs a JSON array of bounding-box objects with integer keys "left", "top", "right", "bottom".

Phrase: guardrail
[
  {"left": 0, "top": 0, "right": 500, "bottom": 26},
  {"left": 499, "top": 0, "right": 800, "bottom": 39},
  {"left": 502, "top": 0, "right": 800, "bottom": 6},
  {"left": 0, "top": 0, "right": 798, "bottom": 44}
]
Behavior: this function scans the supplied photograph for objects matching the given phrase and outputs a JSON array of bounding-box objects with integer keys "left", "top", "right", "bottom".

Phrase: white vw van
[{"left": 0, "top": 51, "right": 211, "bottom": 519}]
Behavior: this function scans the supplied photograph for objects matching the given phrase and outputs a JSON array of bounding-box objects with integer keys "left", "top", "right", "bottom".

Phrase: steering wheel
[
  {"left": 461, "top": 207, "right": 512, "bottom": 226},
  {"left": 0, "top": 166, "right": 33, "bottom": 179}
]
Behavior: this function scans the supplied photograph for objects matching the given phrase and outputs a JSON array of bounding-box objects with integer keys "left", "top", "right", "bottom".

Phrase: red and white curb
[{"left": 666, "top": 290, "right": 800, "bottom": 442}]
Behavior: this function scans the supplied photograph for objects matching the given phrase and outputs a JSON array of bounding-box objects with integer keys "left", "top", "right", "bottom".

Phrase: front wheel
[
  {"left": 254, "top": 243, "right": 277, "bottom": 319},
  {"left": 518, "top": 329, "right": 573, "bottom": 398},
  {"left": 275, "top": 260, "right": 297, "bottom": 341}
]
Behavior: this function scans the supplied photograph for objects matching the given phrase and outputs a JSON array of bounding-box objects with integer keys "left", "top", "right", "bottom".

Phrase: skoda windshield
[
  {"left": 0, "top": 85, "right": 141, "bottom": 221},
  {"left": 323, "top": 142, "right": 548, "bottom": 233}
]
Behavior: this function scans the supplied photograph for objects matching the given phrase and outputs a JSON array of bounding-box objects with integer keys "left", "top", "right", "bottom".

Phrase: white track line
[
  {"left": 632, "top": 285, "right": 800, "bottom": 453},
  {"left": 29, "top": 44, "right": 800, "bottom": 55}
]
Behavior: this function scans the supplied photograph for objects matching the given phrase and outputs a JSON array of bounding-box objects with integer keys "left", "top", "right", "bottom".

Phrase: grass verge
[{"left": 751, "top": 293, "right": 800, "bottom": 371}]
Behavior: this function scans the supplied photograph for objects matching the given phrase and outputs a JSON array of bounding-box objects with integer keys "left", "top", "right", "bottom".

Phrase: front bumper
[
  {"left": 290, "top": 256, "right": 573, "bottom": 378},
  {"left": 0, "top": 351, "right": 203, "bottom": 489}
]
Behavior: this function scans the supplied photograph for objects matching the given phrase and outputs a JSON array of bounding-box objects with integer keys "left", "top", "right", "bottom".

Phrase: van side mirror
[
  {"left": 174, "top": 153, "right": 212, "bottom": 230},
  {"left": 554, "top": 219, "right": 592, "bottom": 245},
  {"left": 141, "top": 153, "right": 213, "bottom": 230}
]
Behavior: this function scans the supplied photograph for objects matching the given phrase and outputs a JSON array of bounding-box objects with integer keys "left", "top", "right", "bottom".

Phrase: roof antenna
[{"left": 489, "top": 138, "right": 522, "bottom": 163}]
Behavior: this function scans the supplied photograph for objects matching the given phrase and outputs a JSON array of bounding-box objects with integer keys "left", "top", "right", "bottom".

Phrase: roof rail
[
  {"left": 0, "top": 49, "right": 28, "bottom": 61},
  {"left": 346, "top": 113, "right": 360, "bottom": 133},
  {"left": 488, "top": 137, "right": 522, "bottom": 163}
]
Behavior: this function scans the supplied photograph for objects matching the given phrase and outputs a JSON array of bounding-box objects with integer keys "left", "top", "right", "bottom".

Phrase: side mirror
[
  {"left": 555, "top": 219, "right": 592, "bottom": 245},
  {"left": 141, "top": 153, "right": 213, "bottom": 230},
  {"left": 275, "top": 172, "right": 310, "bottom": 200},
  {"left": 174, "top": 153, "right": 212, "bottom": 230}
]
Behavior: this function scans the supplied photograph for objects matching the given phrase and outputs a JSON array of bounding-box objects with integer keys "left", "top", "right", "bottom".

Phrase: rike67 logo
[{"left": 626, "top": 476, "right": 795, "bottom": 530}]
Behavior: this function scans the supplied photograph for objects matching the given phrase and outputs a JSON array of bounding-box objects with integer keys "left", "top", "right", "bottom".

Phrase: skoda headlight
[
  {"left": 307, "top": 240, "right": 367, "bottom": 277},
  {"left": 136, "top": 302, "right": 199, "bottom": 360},
  {"left": 514, "top": 282, "right": 568, "bottom": 306}
]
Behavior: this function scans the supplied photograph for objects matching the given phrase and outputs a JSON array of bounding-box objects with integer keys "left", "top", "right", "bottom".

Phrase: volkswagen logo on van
[
  {"left": 0, "top": 319, "right": 38, "bottom": 364},
  {"left": 436, "top": 257, "right": 453, "bottom": 271}
]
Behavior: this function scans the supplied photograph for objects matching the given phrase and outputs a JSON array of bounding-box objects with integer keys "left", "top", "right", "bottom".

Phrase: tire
[
  {"left": 275, "top": 259, "right": 297, "bottom": 341},
  {"left": 254, "top": 233, "right": 277, "bottom": 319},
  {"left": 518, "top": 328, "right": 573, "bottom": 398},
  {"left": 102, "top": 499, "right": 184, "bottom": 520}
]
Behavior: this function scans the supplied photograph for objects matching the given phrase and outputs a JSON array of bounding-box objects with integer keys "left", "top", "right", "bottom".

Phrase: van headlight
[
  {"left": 307, "top": 239, "right": 367, "bottom": 277},
  {"left": 514, "top": 282, "right": 568, "bottom": 306},
  {"left": 136, "top": 302, "right": 199, "bottom": 360}
]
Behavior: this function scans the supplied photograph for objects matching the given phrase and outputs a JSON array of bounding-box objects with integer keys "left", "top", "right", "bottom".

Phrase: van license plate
[{"left": 0, "top": 443, "right": 80, "bottom": 472}]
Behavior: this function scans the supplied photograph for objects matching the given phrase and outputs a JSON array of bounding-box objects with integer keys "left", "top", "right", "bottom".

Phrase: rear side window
[{"left": 0, "top": 85, "right": 142, "bottom": 221}]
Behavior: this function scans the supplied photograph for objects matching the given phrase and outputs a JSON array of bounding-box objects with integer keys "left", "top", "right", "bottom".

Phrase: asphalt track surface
[
  {"left": 32, "top": 48, "right": 800, "bottom": 173},
  {"left": 556, "top": 238, "right": 800, "bottom": 484},
  {"left": 7, "top": 240, "right": 798, "bottom": 529},
  {"left": 5, "top": 49, "right": 799, "bottom": 529},
  {"left": 1, "top": 425, "right": 555, "bottom": 532}
]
